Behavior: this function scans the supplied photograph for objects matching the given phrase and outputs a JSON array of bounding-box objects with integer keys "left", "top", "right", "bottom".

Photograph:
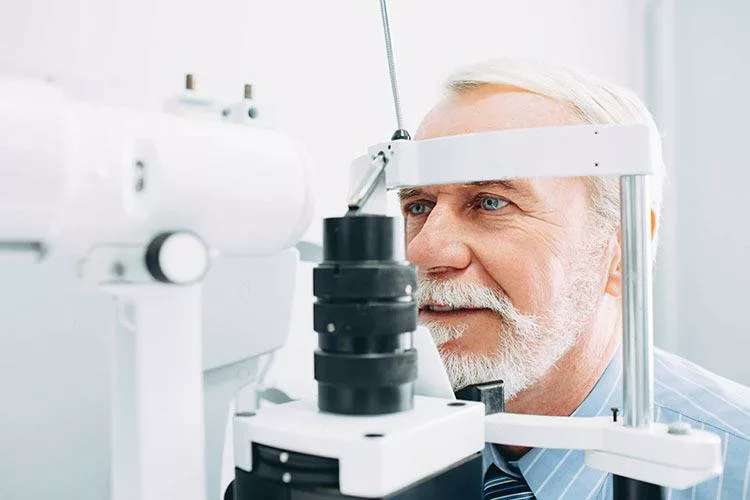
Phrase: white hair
[{"left": 444, "top": 58, "right": 665, "bottom": 241}]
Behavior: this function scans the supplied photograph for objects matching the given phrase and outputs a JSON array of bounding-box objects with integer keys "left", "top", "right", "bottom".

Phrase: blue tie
[{"left": 483, "top": 463, "right": 536, "bottom": 500}]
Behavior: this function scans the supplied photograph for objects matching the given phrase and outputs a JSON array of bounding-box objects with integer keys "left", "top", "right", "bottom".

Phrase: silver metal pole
[
  {"left": 378, "top": 0, "right": 405, "bottom": 131},
  {"left": 620, "top": 175, "right": 655, "bottom": 428},
  {"left": 347, "top": 153, "right": 387, "bottom": 214}
]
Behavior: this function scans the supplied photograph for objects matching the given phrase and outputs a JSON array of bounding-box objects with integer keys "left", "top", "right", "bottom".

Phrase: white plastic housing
[
  {"left": 485, "top": 412, "right": 722, "bottom": 490},
  {"left": 0, "top": 77, "right": 315, "bottom": 256},
  {"left": 357, "top": 124, "right": 655, "bottom": 190},
  {"left": 0, "top": 78, "right": 68, "bottom": 241},
  {"left": 234, "top": 396, "right": 485, "bottom": 498}
]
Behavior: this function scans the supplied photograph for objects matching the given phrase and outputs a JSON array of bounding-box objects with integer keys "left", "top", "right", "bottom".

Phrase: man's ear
[
  {"left": 604, "top": 231, "right": 623, "bottom": 298},
  {"left": 606, "top": 209, "right": 656, "bottom": 297}
]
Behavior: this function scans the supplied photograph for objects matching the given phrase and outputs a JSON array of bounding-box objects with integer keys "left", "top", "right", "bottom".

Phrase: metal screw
[
  {"left": 279, "top": 452, "right": 289, "bottom": 463},
  {"left": 234, "top": 411, "right": 256, "bottom": 418},
  {"left": 327, "top": 323, "right": 336, "bottom": 333},
  {"left": 611, "top": 407, "right": 619, "bottom": 422},
  {"left": 244, "top": 84, "right": 253, "bottom": 100},
  {"left": 448, "top": 402, "right": 466, "bottom": 407},
  {"left": 282, "top": 472, "right": 291, "bottom": 483},
  {"left": 405, "top": 284, "right": 413, "bottom": 294},
  {"left": 185, "top": 73, "right": 195, "bottom": 90},
  {"left": 364, "top": 433, "right": 384, "bottom": 438},
  {"left": 668, "top": 421, "right": 691, "bottom": 435},
  {"left": 112, "top": 262, "right": 126, "bottom": 278},
  {"left": 594, "top": 162, "right": 600, "bottom": 167}
]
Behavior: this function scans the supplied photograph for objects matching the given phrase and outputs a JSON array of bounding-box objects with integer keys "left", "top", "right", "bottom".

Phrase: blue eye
[
  {"left": 407, "top": 202, "right": 432, "bottom": 216},
  {"left": 479, "top": 197, "right": 508, "bottom": 211}
]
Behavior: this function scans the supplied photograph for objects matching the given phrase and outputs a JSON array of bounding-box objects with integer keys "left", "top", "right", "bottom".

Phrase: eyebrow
[{"left": 398, "top": 180, "right": 520, "bottom": 200}]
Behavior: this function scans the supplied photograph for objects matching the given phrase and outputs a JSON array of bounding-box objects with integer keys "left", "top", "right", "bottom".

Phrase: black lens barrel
[{"left": 314, "top": 215, "right": 418, "bottom": 415}]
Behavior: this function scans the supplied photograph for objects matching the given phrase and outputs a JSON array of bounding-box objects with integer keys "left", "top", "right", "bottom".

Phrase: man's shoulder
[
  {"left": 653, "top": 349, "right": 750, "bottom": 498},
  {"left": 653, "top": 347, "right": 750, "bottom": 441}
]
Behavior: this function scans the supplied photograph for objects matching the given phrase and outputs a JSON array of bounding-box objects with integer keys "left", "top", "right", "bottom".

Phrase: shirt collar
[{"left": 496, "top": 350, "right": 623, "bottom": 499}]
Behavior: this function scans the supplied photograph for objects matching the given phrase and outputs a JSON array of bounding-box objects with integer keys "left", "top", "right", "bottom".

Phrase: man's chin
[
  {"left": 420, "top": 321, "right": 464, "bottom": 346},
  {"left": 437, "top": 339, "right": 466, "bottom": 356},
  {"left": 432, "top": 333, "right": 498, "bottom": 358}
]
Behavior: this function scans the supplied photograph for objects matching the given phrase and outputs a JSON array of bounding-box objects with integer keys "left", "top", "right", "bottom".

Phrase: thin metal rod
[
  {"left": 620, "top": 175, "right": 655, "bottom": 428},
  {"left": 347, "top": 153, "right": 387, "bottom": 214},
  {"left": 378, "top": 0, "right": 405, "bottom": 131}
]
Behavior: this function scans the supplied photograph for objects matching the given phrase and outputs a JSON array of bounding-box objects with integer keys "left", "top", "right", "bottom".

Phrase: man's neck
[{"left": 500, "top": 301, "right": 621, "bottom": 458}]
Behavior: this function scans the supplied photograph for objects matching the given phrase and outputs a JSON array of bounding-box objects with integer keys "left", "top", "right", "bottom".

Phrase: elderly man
[{"left": 403, "top": 59, "right": 750, "bottom": 499}]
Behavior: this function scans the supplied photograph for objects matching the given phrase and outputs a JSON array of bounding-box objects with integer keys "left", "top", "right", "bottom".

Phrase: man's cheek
[{"left": 475, "top": 248, "right": 556, "bottom": 315}]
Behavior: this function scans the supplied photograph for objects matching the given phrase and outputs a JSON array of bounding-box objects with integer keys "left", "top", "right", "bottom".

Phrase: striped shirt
[{"left": 483, "top": 348, "right": 750, "bottom": 499}]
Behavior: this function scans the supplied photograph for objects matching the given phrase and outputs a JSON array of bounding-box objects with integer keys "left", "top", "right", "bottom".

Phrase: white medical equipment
[
  {"left": 230, "top": 2, "right": 722, "bottom": 499},
  {"left": 0, "top": 75, "right": 315, "bottom": 500},
  {"left": 0, "top": 1, "right": 723, "bottom": 499}
]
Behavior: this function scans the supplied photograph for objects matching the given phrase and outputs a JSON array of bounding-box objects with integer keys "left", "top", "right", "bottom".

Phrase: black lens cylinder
[{"left": 314, "top": 215, "right": 418, "bottom": 415}]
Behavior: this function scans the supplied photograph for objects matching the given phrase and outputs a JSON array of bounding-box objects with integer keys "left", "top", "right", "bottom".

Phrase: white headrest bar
[{"left": 367, "top": 124, "right": 654, "bottom": 189}]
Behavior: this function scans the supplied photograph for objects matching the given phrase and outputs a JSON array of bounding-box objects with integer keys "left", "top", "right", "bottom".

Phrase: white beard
[{"left": 416, "top": 259, "right": 600, "bottom": 400}]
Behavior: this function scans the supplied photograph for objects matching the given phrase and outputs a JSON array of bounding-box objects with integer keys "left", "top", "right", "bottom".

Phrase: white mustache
[{"left": 415, "top": 278, "right": 536, "bottom": 330}]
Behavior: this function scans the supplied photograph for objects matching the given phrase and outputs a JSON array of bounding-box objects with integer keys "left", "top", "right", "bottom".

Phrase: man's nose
[{"left": 406, "top": 205, "right": 472, "bottom": 277}]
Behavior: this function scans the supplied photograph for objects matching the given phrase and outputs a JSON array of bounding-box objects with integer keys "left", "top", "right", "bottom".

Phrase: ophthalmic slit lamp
[
  {"left": 228, "top": 1, "right": 722, "bottom": 499},
  {"left": 0, "top": 0, "right": 724, "bottom": 499}
]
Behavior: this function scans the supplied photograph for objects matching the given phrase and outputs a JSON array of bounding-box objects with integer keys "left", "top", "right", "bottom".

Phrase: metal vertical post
[
  {"left": 617, "top": 174, "right": 663, "bottom": 499},
  {"left": 620, "top": 174, "right": 654, "bottom": 427}
]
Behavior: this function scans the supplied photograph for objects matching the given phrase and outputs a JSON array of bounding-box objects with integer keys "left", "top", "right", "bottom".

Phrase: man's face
[{"left": 403, "top": 85, "right": 612, "bottom": 397}]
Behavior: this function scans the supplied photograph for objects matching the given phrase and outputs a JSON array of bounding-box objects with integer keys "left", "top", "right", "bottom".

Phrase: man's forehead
[
  {"left": 415, "top": 85, "right": 582, "bottom": 141},
  {"left": 398, "top": 180, "right": 523, "bottom": 200},
  {"left": 404, "top": 86, "right": 584, "bottom": 201}
]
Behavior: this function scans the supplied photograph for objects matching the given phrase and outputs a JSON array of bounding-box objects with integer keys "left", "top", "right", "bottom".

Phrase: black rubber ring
[{"left": 314, "top": 350, "right": 417, "bottom": 387}]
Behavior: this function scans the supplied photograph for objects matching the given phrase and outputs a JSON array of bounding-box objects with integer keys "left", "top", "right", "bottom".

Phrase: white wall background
[
  {"left": 0, "top": 1, "right": 646, "bottom": 499},
  {"left": 650, "top": 0, "right": 750, "bottom": 386},
  {"left": 0, "top": 0, "right": 643, "bottom": 231}
]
